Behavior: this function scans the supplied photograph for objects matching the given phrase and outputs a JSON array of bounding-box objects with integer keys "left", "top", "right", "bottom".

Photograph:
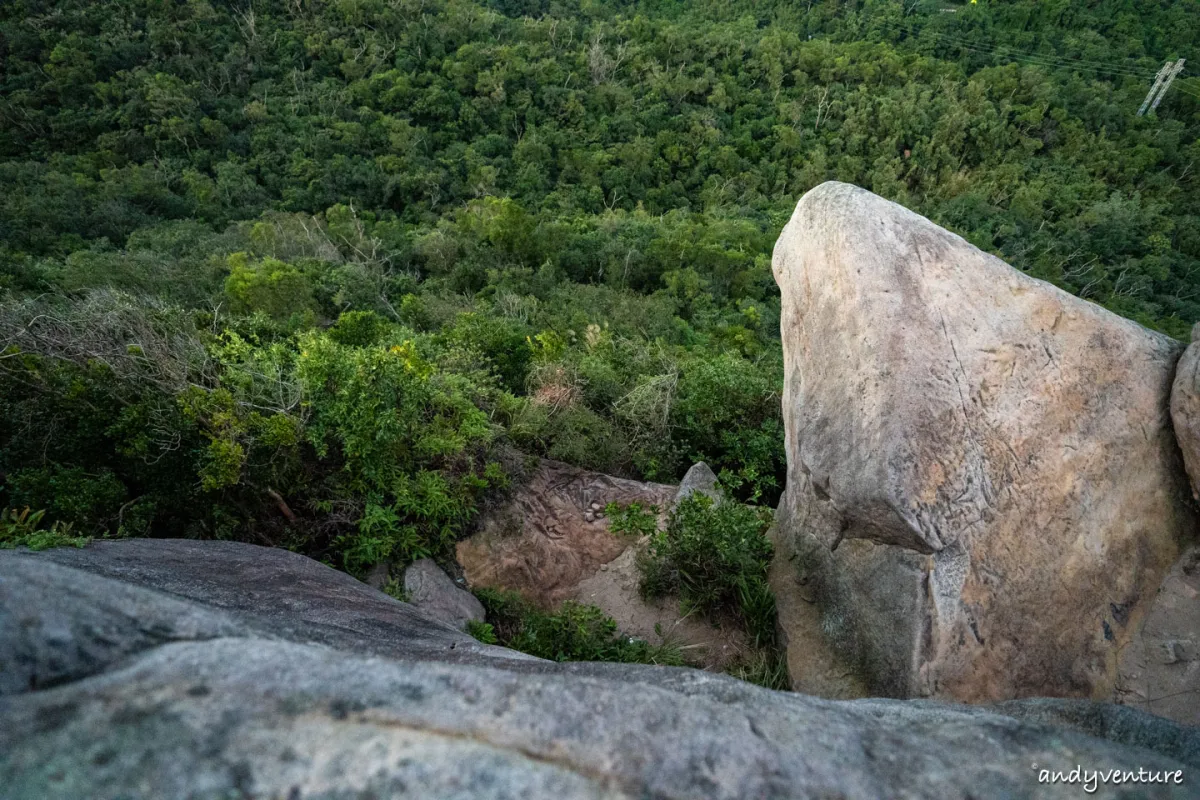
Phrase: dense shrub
[
  {"left": 640, "top": 493, "right": 778, "bottom": 648},
  {"left": 0, "top": 507, "right": 90, "bottom": 551},
  {"left": 605, "top": 501, "right": 660, "bottom": 538},
  {"left": 0, "top": 293, "right": 511, "bottom": 571}
]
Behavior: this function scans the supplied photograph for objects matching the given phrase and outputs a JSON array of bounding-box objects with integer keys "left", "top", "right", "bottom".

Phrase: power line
[
  {"left": 1170, "top": 82, "right": 1200, "bottom": 102},
  {"left": 881, "top": 20, "right": 1157, "bottom": 78},
  {"left": 869, "top": 15, "right": 1197, "bottom": 109},
  {"left": 1173, "top": 76, "right": 1200, "bottom": 96},
  {"left": 879, "top": 17, "right": 1161, "bottom": 77},
  {"left": 873, "top": 17, "right": 1162, "bottom": 80}
]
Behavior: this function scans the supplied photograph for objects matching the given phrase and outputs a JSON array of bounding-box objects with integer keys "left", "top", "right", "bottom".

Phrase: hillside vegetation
[{"left": 1, "top": 0, "right": 1197, "bottom": 570}]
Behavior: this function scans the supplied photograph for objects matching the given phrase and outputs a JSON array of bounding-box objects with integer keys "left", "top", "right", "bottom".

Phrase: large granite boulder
[
  {"left": 2, "top": 540, "right": 1198, "bottom": 799},
  {"left": 0, "top": 539, "right": 532, "bottom": 695},
  {"left": 769, "top": 181, "right": 1196, "bottom": 705}
]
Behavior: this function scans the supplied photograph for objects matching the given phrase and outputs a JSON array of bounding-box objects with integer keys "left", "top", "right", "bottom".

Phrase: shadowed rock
[
  {"left": 403, "top": 557, "right": 485, "bottom": 631},
  {"left": 1, "top": 538, "right": 531, "bottom": 683},
  {"left": 1116, "top": 545, "right": 1200, "bottom": 725}
]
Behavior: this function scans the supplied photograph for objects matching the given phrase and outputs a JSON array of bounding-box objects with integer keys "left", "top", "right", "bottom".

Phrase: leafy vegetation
[
  {"left": 465, "top": 619, "right": 499, "bottom": 645},
  {"left": 639, "top": 493, "right": 777, "bottom": 648},
  {"left": 0, "top": 507, "right": 91, "bottom": 551},
  {"left": 1, "top": 0, "right": 1197, "bottom": 579},
  {"left": 473, "top": 587, "right": 685, "bottom": 665},
  {"left": 604, "top": 501, "right": 659, "bottom": 538}
]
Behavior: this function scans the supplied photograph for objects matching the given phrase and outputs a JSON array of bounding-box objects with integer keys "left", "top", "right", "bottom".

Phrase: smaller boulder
[
  {"left": 364, "top": 562, "right": 391, "bottom": 592},
  {"left": 672, "top": 462, "right": 722, "bottom": 510},
  {"left": 403, "top": 559, "right": 484, "bottom": 631},
  {"left": 1171, "top": 323, "right": 1200, "bottom": 499},
  {"left": 1117, "top": 545, "right": 1200, "bottom": 725}
]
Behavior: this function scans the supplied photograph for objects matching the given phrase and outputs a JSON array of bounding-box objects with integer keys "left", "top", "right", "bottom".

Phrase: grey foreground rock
[
  {"left": 770, "top": 181, "right": 1195, "bottom": 706},
  {"left": 403, "top": 557, "right": 485, "bottom": 630},
  {"left": 1, "top": 540, "right": 1198, "bottom": 799}
]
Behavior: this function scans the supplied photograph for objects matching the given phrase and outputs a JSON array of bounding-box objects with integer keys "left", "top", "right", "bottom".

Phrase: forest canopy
[{"left": 1, "top": 0, "right": 1197, "bottom": 569}]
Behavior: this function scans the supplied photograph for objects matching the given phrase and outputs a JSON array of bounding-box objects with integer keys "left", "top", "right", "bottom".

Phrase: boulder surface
[
  {"left": 769, "top": 181, "right": 1195, "bottom": 705},
  {"left": 2, "top": 540, "right": 1198, "bottom": 799},
  {"left": 403, "top": 557, "right": 485, "bottom": 630},
  {"left": 1171, "top": 323, "right": 1200, "bottom": 500},
  {"left": 671, "top": 461, "right": 723, "bottom": 509},
  {"left": 1117, "top": 546, "right": 1200, "bottom": 725},
  {"left": 457, "top": 458, "right": 676, "bottom": 607}
]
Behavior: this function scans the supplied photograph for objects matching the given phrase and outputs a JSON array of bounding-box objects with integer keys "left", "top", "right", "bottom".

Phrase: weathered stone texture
[{"left": 770, "top": 181, "right": 1195, "bottom": 703}]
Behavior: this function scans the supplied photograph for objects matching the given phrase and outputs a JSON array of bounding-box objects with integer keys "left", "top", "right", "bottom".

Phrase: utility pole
[
  {"left": 1139, "top": 59, "right": 1186, "bottom": 116},
  {"left": 1139, "top": 61, "right": 1172, "bottom": 116},
  {"left": 1150, "top": 58, "right": 1186, "bottom": 114}
]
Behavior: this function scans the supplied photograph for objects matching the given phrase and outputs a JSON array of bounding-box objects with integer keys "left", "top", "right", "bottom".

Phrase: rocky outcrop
[
  {"left": 457, "top": 458, "right": 676, "bottom": 607},
  {"left": 403, "top": 557, "right": 485, "bottom": 631},
  {"left": 0, "top": 539, "right": 530, "bottom": 690},
  {"left": 769, "top": 181, "right": 1196, "bottom": 706},
  {"left": 459, "top": 458, "right": 747, "bottom": 668},
  {"left": 3, "top": 540, "right": 1198, "bottom": 799}
]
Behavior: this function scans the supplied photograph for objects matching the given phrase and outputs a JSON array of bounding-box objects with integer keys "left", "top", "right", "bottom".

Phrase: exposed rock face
[
  {"left": 457, "top": 458, "right": 676, "bottom": 608},
  {"left": 770, "top": 181, "right": 1195, "bottom": 705},
  {"left": 2, "top": 540, "right": 1197, "bottom": 799},
  {"left": 1171, "top": 324, "right": 1200, "bottom": 500},
  {"left": 572, "top": 544, "right": 750, "bottom": 670},
  {"left": 459, "top": 459, "right": 748, "bottom": 667},
  {"left": 403, "top": 558, "right": 485, "bottom": 631}
]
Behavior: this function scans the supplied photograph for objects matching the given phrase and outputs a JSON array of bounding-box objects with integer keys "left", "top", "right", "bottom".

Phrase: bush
[
  {"left": 4, "top": 466, "right": 126, "bottom": 533},
  {"left": 442, "top": 312, "right": 533, "bottom": 392},
  {"left": 605, "top": 501, "right": 659, "bottom": 538},
  {"left": 224, "top": 252, "right": 318, "bottom": 324},
  {"left": 670, "top": 352, "right": 785, "bottom": 503},
  {"left": 507, "top": 399, "right": 628, "bottom": 474},
  {"left": 474, "top": 587, "right": 684, "bottom": 665},
  {"left": 297, "top": 332, "right": 503, "bottom": 571},
  {"left": 639, "top": 492, "right": 777, "bottom": 647},
  {"left": 327, "top": 310, "right": 387, "bottom": 347},
  {"left": 728, "top": 648, "right": 791, "bottom": 691},
  {"left": 0, "top": 507, "right": 90, "bottom": 550},
  {"left": 465, "top": 619, "right": 498, "bottom": 644}
]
